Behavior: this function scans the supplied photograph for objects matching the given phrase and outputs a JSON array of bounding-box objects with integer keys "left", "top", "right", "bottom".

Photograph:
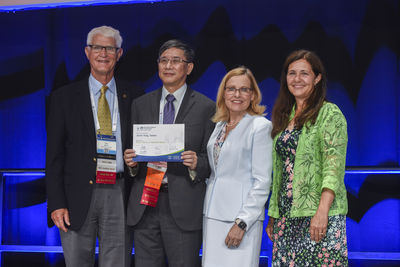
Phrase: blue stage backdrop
[{"left": 0, "top": 0, "right": 399, "bottom": 265}]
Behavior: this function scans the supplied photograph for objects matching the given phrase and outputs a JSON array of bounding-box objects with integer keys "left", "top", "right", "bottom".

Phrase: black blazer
[
  {"left": 127, "top": 87, "right": 215, "bottom": 231},
  {"left": 45, "top": 78, "right": 143, "bottom": 231}
]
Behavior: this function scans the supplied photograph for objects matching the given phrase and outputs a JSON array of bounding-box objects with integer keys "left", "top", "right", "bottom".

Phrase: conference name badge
[{"left": 96, "top": 134, "right": 117, "bottom": 184}]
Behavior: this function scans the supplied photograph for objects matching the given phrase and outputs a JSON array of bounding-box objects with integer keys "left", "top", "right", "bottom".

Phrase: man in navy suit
[
  {"left": 46, "top": 25, "right": 143, "bottom": 267},
  {"left": 124, "top": 39, "right": 215, "bottom": 267}
]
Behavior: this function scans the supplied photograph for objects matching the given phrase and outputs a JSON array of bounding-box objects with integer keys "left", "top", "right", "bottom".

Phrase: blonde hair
[{"left": 212, "top": 66, "right": 265, "bottom": 123}]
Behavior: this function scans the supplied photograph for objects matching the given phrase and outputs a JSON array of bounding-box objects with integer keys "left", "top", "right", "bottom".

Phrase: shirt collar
[
  {"left": 161, "top": 84, "right": 187, "bottom": 103},
  {"left": 89, "top": 74, "right": 116, "bottom": 95}
]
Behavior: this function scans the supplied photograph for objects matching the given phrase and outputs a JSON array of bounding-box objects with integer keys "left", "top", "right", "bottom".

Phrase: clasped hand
[{"left": 225, "top": 224, "right": 245, "bottom": 248}]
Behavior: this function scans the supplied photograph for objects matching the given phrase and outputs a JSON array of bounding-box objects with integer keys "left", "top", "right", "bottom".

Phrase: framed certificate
[{"left": 133, "top": 124, "right": 184, "bottom": 162}]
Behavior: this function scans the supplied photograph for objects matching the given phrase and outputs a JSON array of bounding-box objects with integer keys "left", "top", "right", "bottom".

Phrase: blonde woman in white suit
[{"left": 202, "top": 67, "right": 273, "bottom": 267}]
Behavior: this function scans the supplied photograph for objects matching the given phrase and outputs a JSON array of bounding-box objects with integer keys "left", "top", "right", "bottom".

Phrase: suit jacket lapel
[
  {"left": 175, "top": 87, "right": 195, "bottom": 123},
  {"left": 209, "top": 121, "right": 223, "bottom": 173},
  {"left": 150, "top": 88, "right": 162, "bottom": 123},
  {"left": 116, "top": 82, "right": 128, "bottom": 149},
  {"left": 78, "top": 82, "right": 96, "bottom": 149}
]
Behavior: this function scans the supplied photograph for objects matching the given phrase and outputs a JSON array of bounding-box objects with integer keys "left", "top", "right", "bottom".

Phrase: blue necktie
[{"left": 163, "top": 94, "right": 175, "bottom": 124}]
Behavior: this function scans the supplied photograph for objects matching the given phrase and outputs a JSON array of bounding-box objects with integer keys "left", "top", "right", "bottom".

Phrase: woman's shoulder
[
  {"left": 318, "top": 102, "right": 346, "bottom": 120},
  {"left": 320, "top": 101, "right": 343, "bottom": 114},
  {"left": 246, "top": 114, "right": 272, "bottom": 129},
  {"left": 315, "top": 102, "right": 347, "bottom": 130}
]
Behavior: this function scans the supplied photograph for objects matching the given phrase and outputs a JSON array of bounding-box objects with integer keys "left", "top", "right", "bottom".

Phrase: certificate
[{"left": 133, "top": 124, "right": 184, "bottom": 162}]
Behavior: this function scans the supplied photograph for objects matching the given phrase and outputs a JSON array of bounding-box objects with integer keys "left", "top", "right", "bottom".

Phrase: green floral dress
[{"left": 271, "top": 128, "right": 348, "bottom": 267}]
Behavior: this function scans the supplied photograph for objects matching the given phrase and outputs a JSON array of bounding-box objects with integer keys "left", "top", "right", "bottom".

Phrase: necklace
[
  {"left": 227, "top": 113, "right": 245, "bottom": 128},
  {"left": 226, "top": 120, "right": 240, "bottom": 128}
]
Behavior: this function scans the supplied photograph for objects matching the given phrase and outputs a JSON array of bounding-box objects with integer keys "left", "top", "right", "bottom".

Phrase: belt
[
  {"left": 116, "top": 172, "right": 124, "bottom": 179},
  {"left": 159, "top": 183, "right": 168, "bottom": 192}
]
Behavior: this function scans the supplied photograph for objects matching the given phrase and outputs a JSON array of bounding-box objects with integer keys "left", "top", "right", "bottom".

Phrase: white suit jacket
[{"left": 203, "top": 113, "right": 273, "bottom": 230}]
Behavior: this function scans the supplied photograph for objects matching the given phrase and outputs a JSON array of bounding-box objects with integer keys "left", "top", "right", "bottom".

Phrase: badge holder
[
  {"left": 96, "top": 134, "right": 117, "bottom": 184},
  {"left": 140, "top": 162, "right": 167, "bottom": 207}
]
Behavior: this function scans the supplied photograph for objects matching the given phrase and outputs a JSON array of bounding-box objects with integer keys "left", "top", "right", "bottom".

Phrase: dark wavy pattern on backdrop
[{"left": 1, "top": 0, "right": 399, "bottom": 103}]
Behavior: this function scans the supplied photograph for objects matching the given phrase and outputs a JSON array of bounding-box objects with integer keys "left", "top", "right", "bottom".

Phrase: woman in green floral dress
[{"left": 266, "top": 50, "right": 348, "bottom": 266}]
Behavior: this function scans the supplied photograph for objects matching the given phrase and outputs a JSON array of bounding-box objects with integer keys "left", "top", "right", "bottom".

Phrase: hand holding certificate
[{"left": 133, "top": 124, "right": 185, "bottom": 162}]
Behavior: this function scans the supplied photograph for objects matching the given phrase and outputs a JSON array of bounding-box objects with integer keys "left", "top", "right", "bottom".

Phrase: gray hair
[
  {"left": 87, "top": 25, "right": 123, "bottom": 48},
  {"left": 158, "top": 39, "right": 195, "bottom": 62}
]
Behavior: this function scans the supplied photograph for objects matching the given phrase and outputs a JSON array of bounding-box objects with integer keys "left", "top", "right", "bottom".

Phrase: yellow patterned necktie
[{"left": 97, "top": 85, "right": 112, "bottom": 135}]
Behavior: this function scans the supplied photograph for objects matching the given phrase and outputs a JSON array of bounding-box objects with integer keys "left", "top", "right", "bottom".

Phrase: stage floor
[{"left": 2, "top": 252, "right": 400, "bottom": 267}]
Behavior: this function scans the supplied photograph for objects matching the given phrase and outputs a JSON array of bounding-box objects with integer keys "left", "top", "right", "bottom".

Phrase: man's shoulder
[
  {"left": 188, "top": 88, "right": 214, "bottom": 106},
  {"left": 51, "top": 80, "right": 87, "bottom": 98},
  {"left": 132, "top": 88, "right": 160, "bottom": 103},
  {"left": 115, "top": 79, "right": 145, "bottom": 99},
  {"left": 131, "top": 87, "right": 215, "bottom": 106},
  {"left": 115, "top": 78, "right": 141, "bottom": 90}
]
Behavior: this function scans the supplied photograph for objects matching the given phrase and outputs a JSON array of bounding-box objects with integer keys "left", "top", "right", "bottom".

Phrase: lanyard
[{"left": 89, "top": 87, "right": 119, "bottom": 134}]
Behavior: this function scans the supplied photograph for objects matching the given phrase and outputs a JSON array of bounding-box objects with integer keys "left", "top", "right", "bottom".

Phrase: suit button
[
  {"left": 89, "top": 180, "right": 93, "bottom": 184},
  {"left": 93, "top": 157, "right": 96, "bottom": 162}
]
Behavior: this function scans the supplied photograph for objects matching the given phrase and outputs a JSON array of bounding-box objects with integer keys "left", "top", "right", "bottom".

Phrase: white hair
[{"left": 86, "top": 25, "right": 123, "bottom": 48}]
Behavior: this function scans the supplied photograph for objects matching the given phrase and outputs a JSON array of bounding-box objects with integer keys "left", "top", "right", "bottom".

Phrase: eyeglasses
[
  {"left": 157, "top": 57, "right": 190, "bottom": 66},
  {"left": 225, "top": 87, "right": 253, "bottom": 95},
  {"left": 88, "top": 45, "right": 119, "bottom": 54}
]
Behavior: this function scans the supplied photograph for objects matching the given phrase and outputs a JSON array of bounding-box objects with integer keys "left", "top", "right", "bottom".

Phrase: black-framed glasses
[
  {"left": 157, "top": 57, "right": 190, "bottom": 66},
  {"left": 225, "top": 87, "right": 253, "bottom": 95},
  {"left": 88, "top": 45, "right": 119, "bottom": 54}
]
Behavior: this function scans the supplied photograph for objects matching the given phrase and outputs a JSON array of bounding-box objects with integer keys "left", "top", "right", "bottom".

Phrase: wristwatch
[{"left": 235, "top": 218, "right": 247, "bottom": 231}]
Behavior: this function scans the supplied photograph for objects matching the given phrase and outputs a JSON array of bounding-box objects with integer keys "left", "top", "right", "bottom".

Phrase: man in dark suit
[
  {"left": 123, "top": 39, "right": 215, "bottom": 267},
  {"left": 46, "top": 25, "right": 143, "bottom": 267}
]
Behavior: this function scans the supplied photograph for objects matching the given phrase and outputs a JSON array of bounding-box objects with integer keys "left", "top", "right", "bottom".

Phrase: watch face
[{"left": 235, "top": 218, "right": 247, "bottom": 230}]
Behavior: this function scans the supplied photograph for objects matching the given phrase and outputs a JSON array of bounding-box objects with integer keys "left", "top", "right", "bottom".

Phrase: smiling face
[
  {"left": 286, "top": 59, "right": 321, "bottom": 107},
  {"left": 158, "top": 47, "right": 194, "bottom": 93},
  {"left": 224, "top": 74, "right": 254, "bottom": 117},
  {"left": 85, "top": 34, "right": 122, "bottom": 84}
]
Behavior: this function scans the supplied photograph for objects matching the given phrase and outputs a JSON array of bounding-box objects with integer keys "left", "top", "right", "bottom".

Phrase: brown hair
[
  {"left": 271, "top": 50, "right": 327, "bottom": 137},
  {"left": 213, "top": 66, "right": 265, "bottom": 123}
]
